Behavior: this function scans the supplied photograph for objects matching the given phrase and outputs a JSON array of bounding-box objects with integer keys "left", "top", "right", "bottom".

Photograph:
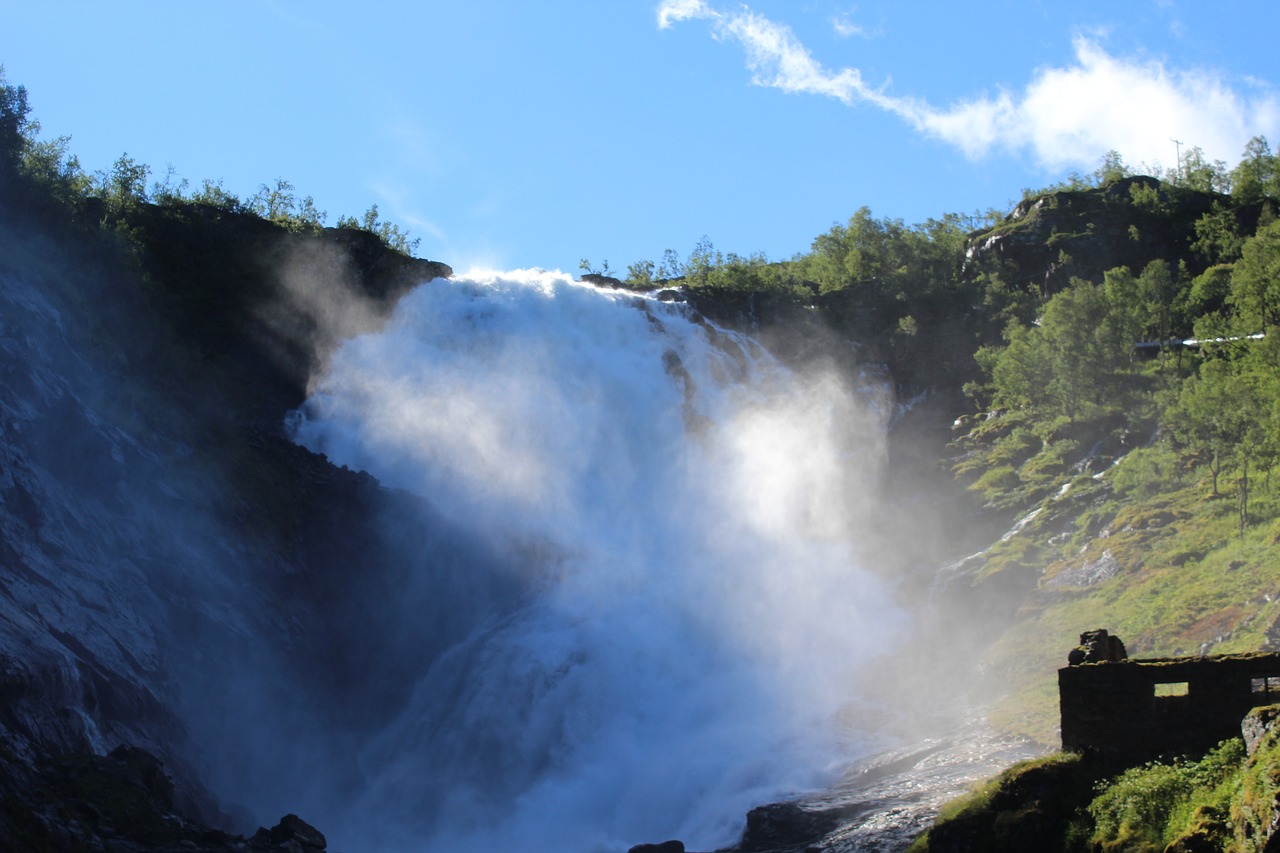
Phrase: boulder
[
  {"left": 739, "top": 802, "right": 841, "bottom": 851},
  {"left": 252, "top": 813, "right": 327, "bottom": 851},
  {"left": 628, "top": 841, "right": 685, "bottom": 853},
  {"left": 1067, "top": 629, "right": 1127, "bottom": 665},
  {"left": 1243, "top": 705, "right": 1280, "bottom": 756},
  {"left": 580, "top": 272, "right": 625, "bottom": 288}
]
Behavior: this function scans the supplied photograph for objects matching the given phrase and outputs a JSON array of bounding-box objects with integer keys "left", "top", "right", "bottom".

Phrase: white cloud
[
  {"left": 967, "top": 36, "right": 1275, "bottom": 171},
  {"left": 720, "top": 8, "right": 873, "bottom": 104},
  {"left": 660, "top": 3, "right": 1280, "bottom": 173},
  {"left": 658, "top": 1, "right": 877, "bottom": 105},
  {"left": 830, "top": 15, "right": 867, "bottom": 39},
  {"left": 657, "top": 0, "right": 713, "bottom": 29}
]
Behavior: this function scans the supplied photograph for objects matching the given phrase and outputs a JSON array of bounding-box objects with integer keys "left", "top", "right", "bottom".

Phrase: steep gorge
[{"left": 1, "top": 162, "right": 1275, "bottom": 852}]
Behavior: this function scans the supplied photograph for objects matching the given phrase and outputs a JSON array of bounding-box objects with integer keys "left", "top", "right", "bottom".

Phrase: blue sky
[{"left": 2, "top": 1, "right": 1277, "bottom": 275}]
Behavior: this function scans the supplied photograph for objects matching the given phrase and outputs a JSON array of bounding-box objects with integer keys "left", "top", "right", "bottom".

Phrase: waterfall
[{"left": 287, "top": 269, "right": 902, "bottom": 852}]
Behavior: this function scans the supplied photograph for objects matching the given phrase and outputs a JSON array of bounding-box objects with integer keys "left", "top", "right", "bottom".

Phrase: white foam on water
[{"left": 290, "top": 269, "right": 901, "bottom": 852}]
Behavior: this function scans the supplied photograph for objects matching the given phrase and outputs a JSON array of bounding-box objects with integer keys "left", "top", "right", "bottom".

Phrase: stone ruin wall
[{"left": 1059, "top": 652, "right": 1280, "bottom": 761}]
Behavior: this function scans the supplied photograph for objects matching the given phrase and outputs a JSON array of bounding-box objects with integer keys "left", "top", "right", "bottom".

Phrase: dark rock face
[
  {"left": 963, "top": 177, "right": 1240, "bottom": 296},
  {"left": 251, "top": 813, "right": 328, "bottom": 851},
  {"left": 580, "top": 272, "right": 626, "bottom": 288},
  {"left": 0, "top": 744, "right": 327, "bottom": 852},
  {"left": 0, "top": 196, "right": 455, "bottom": 849},
  {"left": 1243, "top": 705, "right": 1280, "bottom": 756},
  {"left": 628, "top": 841, "right": 685, "bottom": 853},
  {"left": 132, "top": 201, "right": 452, "bottom": 425},
  {"left": 739, "top": 802, "right": 843, "bottom": 851}
]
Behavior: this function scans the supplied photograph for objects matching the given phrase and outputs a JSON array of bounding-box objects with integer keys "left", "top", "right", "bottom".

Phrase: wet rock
[
  {"left": 739, "top": 801, "right": 841, "bottom": 851},
  {"left": 1243, "top": 705, "right": 1280, "bottom": 756},
  {"left": 46, "top": 744, "right": 181, "bottom": 843},
  {"left": 581, "top": 272, "right": 625, "bottom": 288},
  {"left": 628, "top": 841, "right": 685, "bottom": 853},
  {"left": 0, "top": 742, "right": 329, "bottom": 852},
  {"left": 1046, "top": 549, "right": 1120, "bottom": 588},
  {"left": 252, "top": 813, "right": 328, "bottom": 851}
]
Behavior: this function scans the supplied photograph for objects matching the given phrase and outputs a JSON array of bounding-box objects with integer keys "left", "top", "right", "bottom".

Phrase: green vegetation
[
  {"left": 0, "top": 65, "right": 421, "bottom": 256},
  {"left": 335, "top": 203, "right": 420, "bottom": 254},
  {"left": 1086, "top": 739, "right": 1244, "bottom": 851},
  {"left": 604, "top": 209, "right": 995, "bottom": 391},
  {"left": 905, "top": 752, "right": 1094, "bottom": 853},
  {"left": 913, "top": 731, "right": 1280, "bottom": 852},
  {"left": 1234, "top": 716, "right": 1280, "bottom": 851}
]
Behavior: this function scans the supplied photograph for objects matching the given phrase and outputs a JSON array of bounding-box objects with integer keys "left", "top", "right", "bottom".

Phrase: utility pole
[{"left": 1170, "top": 138, "right": 1183, "bottom": 184}]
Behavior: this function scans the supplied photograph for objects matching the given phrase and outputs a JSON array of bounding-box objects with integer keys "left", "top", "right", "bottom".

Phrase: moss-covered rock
[
  {"left": 908, "top": 752, "right": 1094, "bottom": 853},
  {"left": 1232, "top": 711, "right": 1280, "bottom": 852},
  {"left": 917, "top": 727, "right": 1280, "bottom": 853}
]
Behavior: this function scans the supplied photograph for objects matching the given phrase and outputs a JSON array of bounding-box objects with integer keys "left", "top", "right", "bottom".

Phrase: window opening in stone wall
[
  {"left": 1154, "top": 682, "right": 1189, "bottom": 697},
  {"left": 1251, "top": 676, "right": 1280, "bottom": 693}
]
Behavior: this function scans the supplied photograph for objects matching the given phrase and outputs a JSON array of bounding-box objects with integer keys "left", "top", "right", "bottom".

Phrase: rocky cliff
[
  {"left": 0, "top": 194, "right": 453, "bottom": 849},
  {"left": 963, "top": 176, "right": 1248, "bottom": 295}
]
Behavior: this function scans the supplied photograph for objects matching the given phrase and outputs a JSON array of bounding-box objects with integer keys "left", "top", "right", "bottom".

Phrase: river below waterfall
[{"left": 738, "top": 715, "right": 1044, "bottom": 852}]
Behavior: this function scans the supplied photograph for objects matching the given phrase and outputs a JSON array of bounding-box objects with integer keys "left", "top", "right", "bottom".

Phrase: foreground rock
[
  {"left": 0, "top": 186, "right": 451, "bottom": 848},
  {"left": 0, "top": 743, "right": 328, "bottom": 851},
  {"left": 628, "top": 841, "right": 685, "bottom": 853}
]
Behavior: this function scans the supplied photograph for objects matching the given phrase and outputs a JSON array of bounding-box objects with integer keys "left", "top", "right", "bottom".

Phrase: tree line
[
  {"left": 0, "top": 67, "right": 419, "bottom": 255},
  {"left": 606, "top": 143, "right": 1279, "bottom": 531}
]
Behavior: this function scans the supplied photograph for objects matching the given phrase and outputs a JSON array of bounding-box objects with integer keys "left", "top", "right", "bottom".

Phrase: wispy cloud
[
  {"left": 830, "top": 15, "right": 868, "bottom": 40},
  {"left": 659, "top": 0, "right": 881, "bottom": 106},
  {"left": 656, "top": 0, "right": 713, "bottom": 29},
  {"left": 656, "top": 0, "right": 1280, "bottom": 172}
]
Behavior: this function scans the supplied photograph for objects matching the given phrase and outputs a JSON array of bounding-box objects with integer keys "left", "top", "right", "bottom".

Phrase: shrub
[{"left": 1088, "top": 738, "right": 1244, "bottom": 849}]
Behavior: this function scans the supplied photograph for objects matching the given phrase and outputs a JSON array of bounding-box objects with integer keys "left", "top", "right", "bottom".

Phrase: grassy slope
[
  {"left": 948, "top": 407, "right": 1280, "bottom": 744},
  {"left": 896, "top": 180, "right": 1280, "bottom": 849},
  {"left": 913, "top": 712, "right": 1280, "bottom": 852},
  {"left": 925, "top": 179, "right": 1277, "bottom": 744}
]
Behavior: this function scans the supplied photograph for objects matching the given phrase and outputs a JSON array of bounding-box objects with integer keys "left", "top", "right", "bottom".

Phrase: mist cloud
[
  {"left": 290, "top": 270, "right": 903, "bottom": 849},
  {"left": 657, "top": 1, "right": 1280, "bottom": 171}
]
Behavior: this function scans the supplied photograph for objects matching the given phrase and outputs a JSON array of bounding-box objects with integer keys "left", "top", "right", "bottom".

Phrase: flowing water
[{"left": 287, "top": 269, "right": 906, "bottom": 852}]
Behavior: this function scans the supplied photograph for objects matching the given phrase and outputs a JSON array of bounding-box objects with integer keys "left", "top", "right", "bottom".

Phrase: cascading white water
[{"left": 288, "top": 269, "right": 902, "bottom": 852}]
